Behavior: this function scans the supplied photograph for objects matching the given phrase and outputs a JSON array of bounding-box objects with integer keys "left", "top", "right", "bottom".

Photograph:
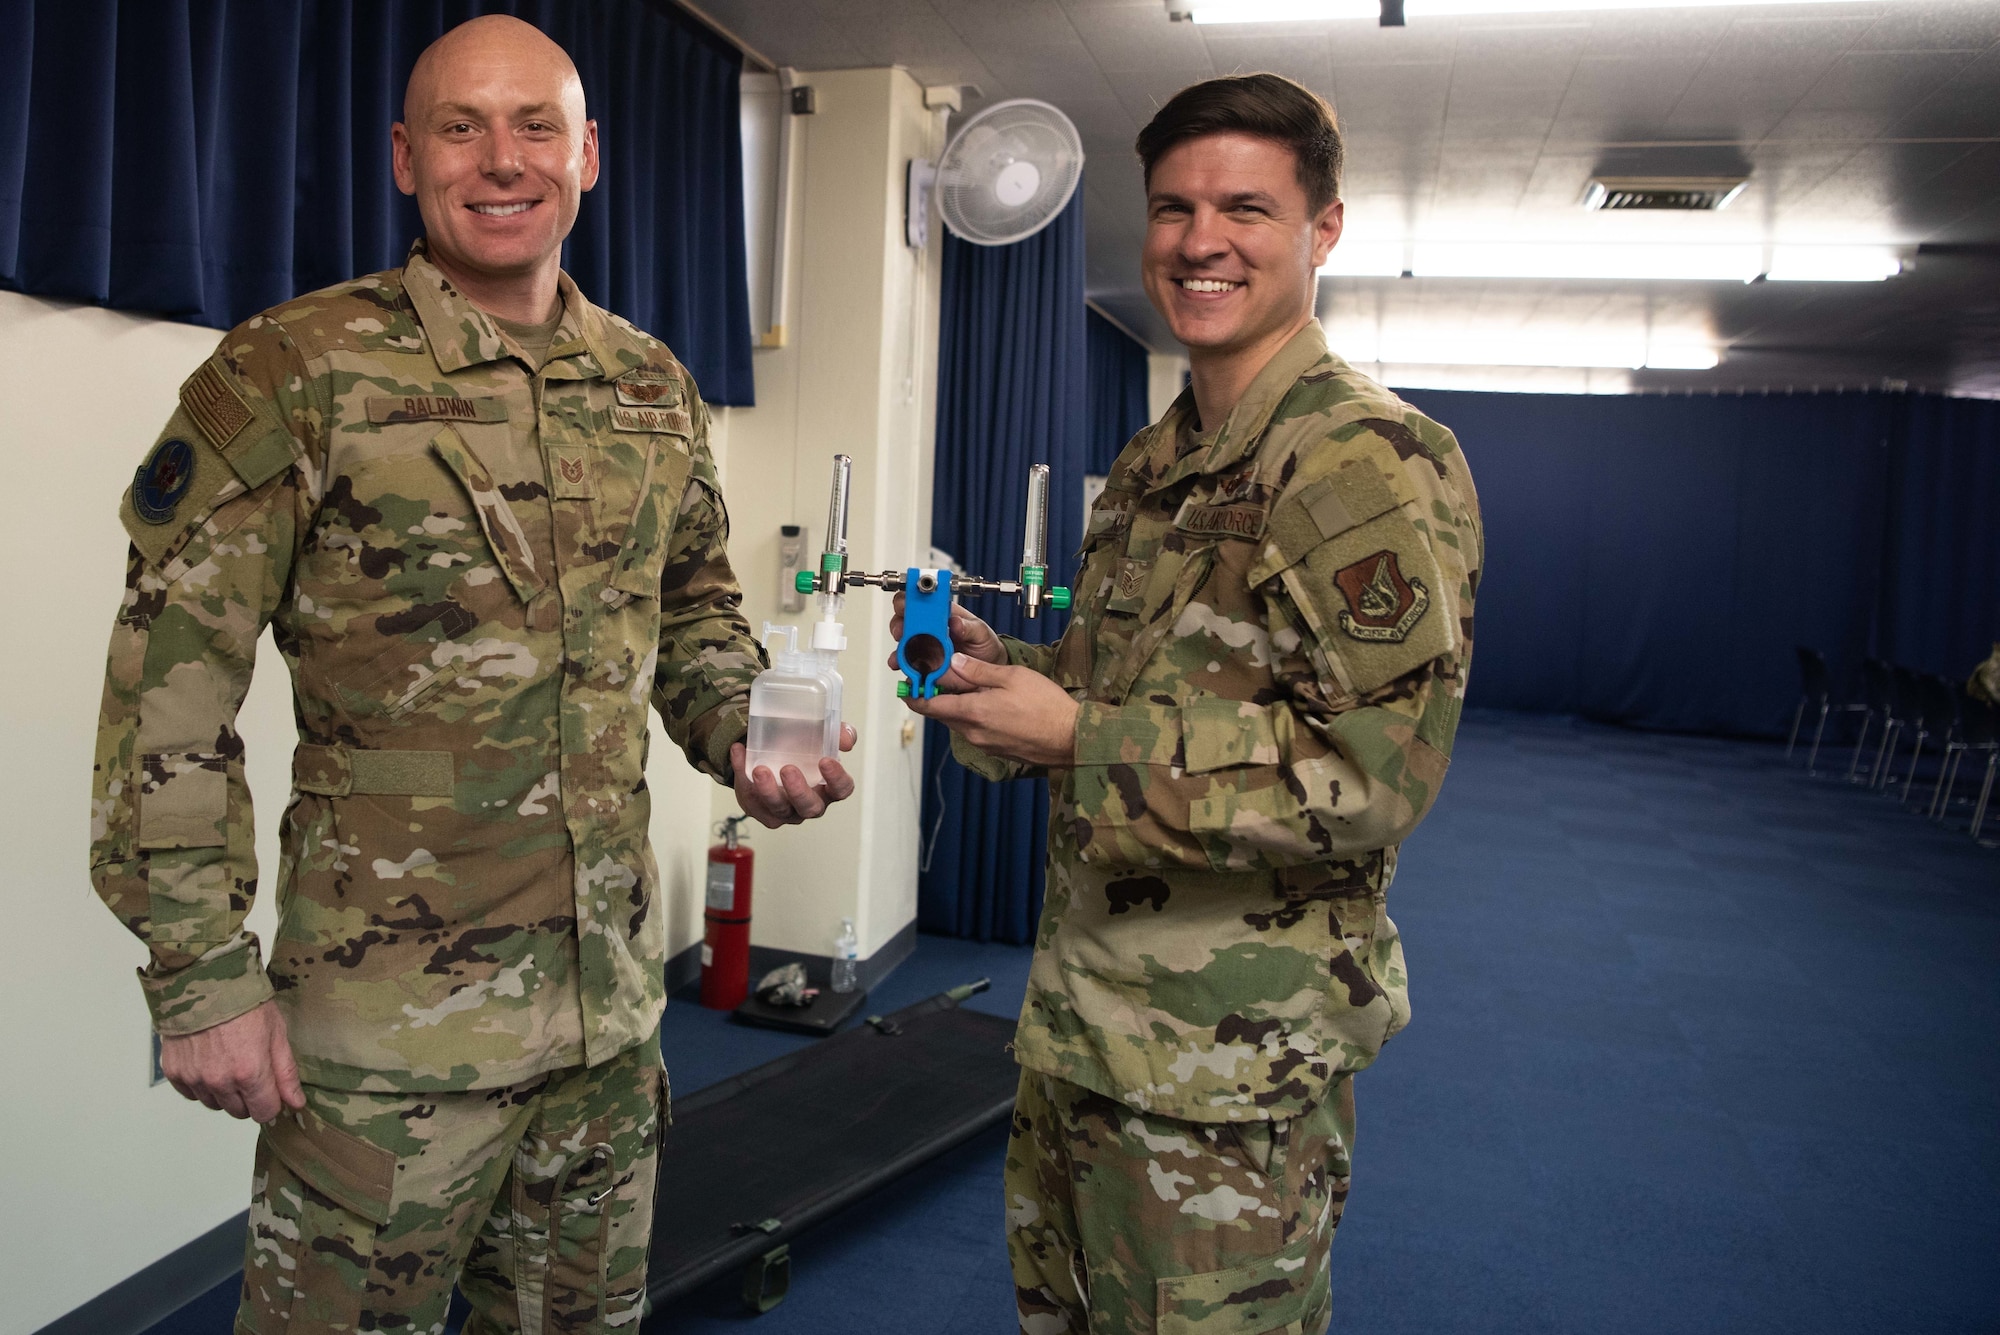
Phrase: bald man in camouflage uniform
[
  {"left": 907, "top": 76, "right": 1481, "bottom": 1334},
  {"left": 89, "top": 17, "right": 849, "bottom": 1333}
]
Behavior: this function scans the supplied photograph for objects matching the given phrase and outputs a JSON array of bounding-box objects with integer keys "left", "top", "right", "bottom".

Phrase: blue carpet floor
[{"left": 134, "top": 711, "right": 1998, "bottom": 1334}]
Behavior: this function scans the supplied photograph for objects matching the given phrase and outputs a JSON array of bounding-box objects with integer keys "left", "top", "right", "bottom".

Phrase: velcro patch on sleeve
[
  {"left": 120, "top": 408, "right": 246, "bottom": 569},
  {"left": 180, "top": 359, "right": 254, "bottom": 449},
  {"left": 1255, "top": 461, "right": 1401, "bottom": 586},
  {"left": 181, "top": 358, "right": 299, "bottom": 491},
  {"left": 226, "top": 426, "right": 297, "bottom": 491},
  {"left": 1304, "top": 462, "right": 1399, "bottom": 541},
  {"left": 137, "top": 752, "right": 228, "bottom": 850},
  {"left": 1286, "top": 507, "right": 1457, "bottom": 696}
]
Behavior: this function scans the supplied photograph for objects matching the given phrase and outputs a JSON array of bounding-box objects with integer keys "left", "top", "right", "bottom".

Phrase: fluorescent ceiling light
[
  {"left": 1319, "top": 242, "right": 1901, "bottom": 283},
  {"left": 1176, "top": 0, "right": 1887, "bottom": 20},
  {"left": 1763, "top": 246, "right": 1904, "bottom": 282},
  {"left": 1319, "top": 241, "right": 1407, "bottom": 277},
  {"left": 1418, "top": 242, "right": 1760, "bottom": 281},
  {"left": 1181, "top": 0, "right": 1373, "bottom": 16},
  {"left": 1329, "top": 328, "right": 1719, "bottom": 370},
  {"left": 1375, "top": 365, "right": 1635, "bottom": 395}
]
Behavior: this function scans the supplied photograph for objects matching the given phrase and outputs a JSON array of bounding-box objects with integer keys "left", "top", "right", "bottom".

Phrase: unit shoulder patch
[
  {"left": 119, "top": 407, "right": 251, "bottom": 570},
  {"left": 1281, "top": 495, "right": 1456, "bottom": 695},
  {"left": 1331, "top": 549, "right": 1429, "bottom": 643},
  {"left": 132, "top": 437, "right": 197, "bottom": 525}
]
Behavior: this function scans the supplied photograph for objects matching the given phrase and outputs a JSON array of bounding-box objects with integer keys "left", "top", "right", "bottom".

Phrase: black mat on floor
[{"left": 645, "top": 984, "right": 1018, "bottom": 1312}]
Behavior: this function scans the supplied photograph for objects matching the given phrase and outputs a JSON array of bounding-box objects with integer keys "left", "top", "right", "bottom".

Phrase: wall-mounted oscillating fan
[{"left": 910, "top": 99, "right": 1084, "bottom": 248}]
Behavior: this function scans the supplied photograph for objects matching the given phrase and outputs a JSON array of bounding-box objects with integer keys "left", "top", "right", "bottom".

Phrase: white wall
[
  {"left": 711, "top": 67, "right": 947, "bottom": 965},
  {"left": 739, "top": 70, "right": 782, "bottom": 345},
  {"left": 1148, "top": 350, "right": 1190, "bottom": 423},
  {"left": 0, "top": 292, "right": 261, "bottom": 1335},
  {"left": 0, "top": 289, "right": 718, "bottom": 1333}
]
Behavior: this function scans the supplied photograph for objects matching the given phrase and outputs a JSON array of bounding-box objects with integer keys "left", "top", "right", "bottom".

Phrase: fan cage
[{"left": 935, "top": 99, "right": 1084, "bottom": 247}]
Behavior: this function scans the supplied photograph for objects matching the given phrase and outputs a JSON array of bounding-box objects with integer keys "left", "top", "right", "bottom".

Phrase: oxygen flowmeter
[{"left": 794, "top": 457, "right": 1070, "bottom": 699}]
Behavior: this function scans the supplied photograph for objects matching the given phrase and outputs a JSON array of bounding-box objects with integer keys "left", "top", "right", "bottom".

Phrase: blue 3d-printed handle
[{"left": 895, "top": 567, "right": 954, "bottom": 700}]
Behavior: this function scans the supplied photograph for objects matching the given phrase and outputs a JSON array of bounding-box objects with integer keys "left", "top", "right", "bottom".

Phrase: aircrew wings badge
[{"left": 1332, "top": 549, "right": 1428, "bottom": 643}]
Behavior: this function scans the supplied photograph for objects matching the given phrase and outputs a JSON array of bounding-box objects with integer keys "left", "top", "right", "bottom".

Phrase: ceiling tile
[
  {"left": 1193, "top": 34, "right": 1334, "bottom": 92},
  {"left": 1792, "top": 49, "right": 1980, "bottom": 112},
  {"left": 1890, "top": 44, "right": 2000, "bottom": 138},
  {"left": 1848, "top": 0, "right": 2000, "bottom": 52}
]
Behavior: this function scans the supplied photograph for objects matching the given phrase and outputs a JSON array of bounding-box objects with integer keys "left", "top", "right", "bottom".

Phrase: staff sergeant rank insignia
[
  {"left": 1333, "top": 549, "right": 1429, "bottom": 642},
  {"left": 132, "top": 438, "right": 197, "bottom": 525}
]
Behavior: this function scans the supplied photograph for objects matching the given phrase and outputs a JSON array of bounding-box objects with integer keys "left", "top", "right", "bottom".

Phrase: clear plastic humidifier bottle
[{"left": 745, "top": 623, "right": 840, "bottom": 779}]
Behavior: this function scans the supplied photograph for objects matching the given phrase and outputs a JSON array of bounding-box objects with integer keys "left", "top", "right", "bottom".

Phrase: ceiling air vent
[{"left": 1582, "top": 177, "right": 1747, "bottom": 212}]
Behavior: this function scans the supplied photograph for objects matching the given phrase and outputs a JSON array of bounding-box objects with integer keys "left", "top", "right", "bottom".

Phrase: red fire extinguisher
[{"left": 700, "top": 816, "right": 754, "bottom": 1010}]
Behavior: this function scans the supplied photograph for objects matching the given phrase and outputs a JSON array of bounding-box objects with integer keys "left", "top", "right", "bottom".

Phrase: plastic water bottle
[
  {"left": 746, "top": 624, "right": 836, "bottom": 779},
  {"left": 831, "top": 917, "right": 859, "bottom": 993}
]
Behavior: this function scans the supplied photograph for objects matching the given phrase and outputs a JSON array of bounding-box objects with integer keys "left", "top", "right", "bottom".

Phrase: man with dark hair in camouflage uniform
[
  {"left": 905, "top": 73, "right": 1483, "bottom": 1334},
  {"left": 89, "top": 16, "right": 850, "bottom": 1332}
]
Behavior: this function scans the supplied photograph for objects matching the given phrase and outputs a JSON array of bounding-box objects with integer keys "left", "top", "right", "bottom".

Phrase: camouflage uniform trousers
[
  {"left": 1006, "top": 1071, "right": 1354, "bottom": 1335},
  {"left": 237, "top": 1034, "right": 666, "bottom": 1334}
]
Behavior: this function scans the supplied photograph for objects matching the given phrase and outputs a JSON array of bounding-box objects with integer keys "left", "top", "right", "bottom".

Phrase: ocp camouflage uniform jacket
[
  {"left": 90, "top": 243, "right": 762, "bottom": 1093},
  {"left": 959, "top": 321, "right": 1482, "bottom": 1123}
]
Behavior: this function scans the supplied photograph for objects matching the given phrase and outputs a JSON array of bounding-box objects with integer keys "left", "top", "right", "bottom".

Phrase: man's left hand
[
  {"left": 905, "top": 654, "right": 1078, "bottom": 768},
  {"left": 732, "top": 724, "right": 858, "bottom": 827}
]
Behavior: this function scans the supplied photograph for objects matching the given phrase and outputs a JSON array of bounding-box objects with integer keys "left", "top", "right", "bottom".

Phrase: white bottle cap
[{"left": 811, "top": 618, "right": 847, "bottom": 652}]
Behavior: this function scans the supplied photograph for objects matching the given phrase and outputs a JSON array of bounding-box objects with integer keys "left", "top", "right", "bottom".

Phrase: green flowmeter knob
[
  {"left": 895, "top": 680, "right": 912, "bottom": 699},
  {"left": 1049, "top": 586, "right": 1071, "bottom": 610},
  {"left": 794, "top": 569, "right": 817, "bottom": 594}
]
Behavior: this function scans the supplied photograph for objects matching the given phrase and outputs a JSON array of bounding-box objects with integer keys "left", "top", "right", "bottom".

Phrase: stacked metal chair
[
  {"left": 1792, "top": 646, "right": 1996, "bottom": 844},
  {"left": 1786, "top": 647, "right": 1865, "bottom": 776},
  {"left": 1933, "top": 696, "right": 1997, "bottom": 838}
]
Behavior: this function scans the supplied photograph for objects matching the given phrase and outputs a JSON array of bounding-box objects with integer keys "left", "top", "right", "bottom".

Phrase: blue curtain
[
  {"left": 1397, "top": 387, "right": 2000, "bottom": 738},
  {"left": 1085, "top": 307, "right": 1150, "bottom": 473},
  {"left": 920, "top": 192, "right": 1089, "bottom": 945},
  {"left": 0, "top": 0, "right": 755, "bottom": 405}
]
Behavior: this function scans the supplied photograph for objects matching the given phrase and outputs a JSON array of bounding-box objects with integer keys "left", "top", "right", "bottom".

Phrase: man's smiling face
[
  {"left": 1141, "top": 132, "right": 1342, "bottom": 361},
  {"left": 392, "top": 19, "right": 598, "bottom": 291}
]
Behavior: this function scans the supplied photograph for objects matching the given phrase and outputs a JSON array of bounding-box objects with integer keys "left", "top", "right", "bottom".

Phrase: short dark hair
[{"left": 1136, "top": 74, "right": 1343, "bottom": 213}]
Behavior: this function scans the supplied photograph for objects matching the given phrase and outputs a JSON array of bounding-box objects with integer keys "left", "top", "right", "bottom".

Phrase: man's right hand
[
  {"left": 159, "top": 999, "right": 307, "bottom": 1124},
  {"left": 886, "top": 594, "right": 1007, "bottom": 684}
]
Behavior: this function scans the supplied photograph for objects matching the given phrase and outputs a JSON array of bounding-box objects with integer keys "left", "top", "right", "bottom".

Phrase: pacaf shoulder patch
[{"left": 1332, "top": 549, "right": 1430, "bottom": 643}]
